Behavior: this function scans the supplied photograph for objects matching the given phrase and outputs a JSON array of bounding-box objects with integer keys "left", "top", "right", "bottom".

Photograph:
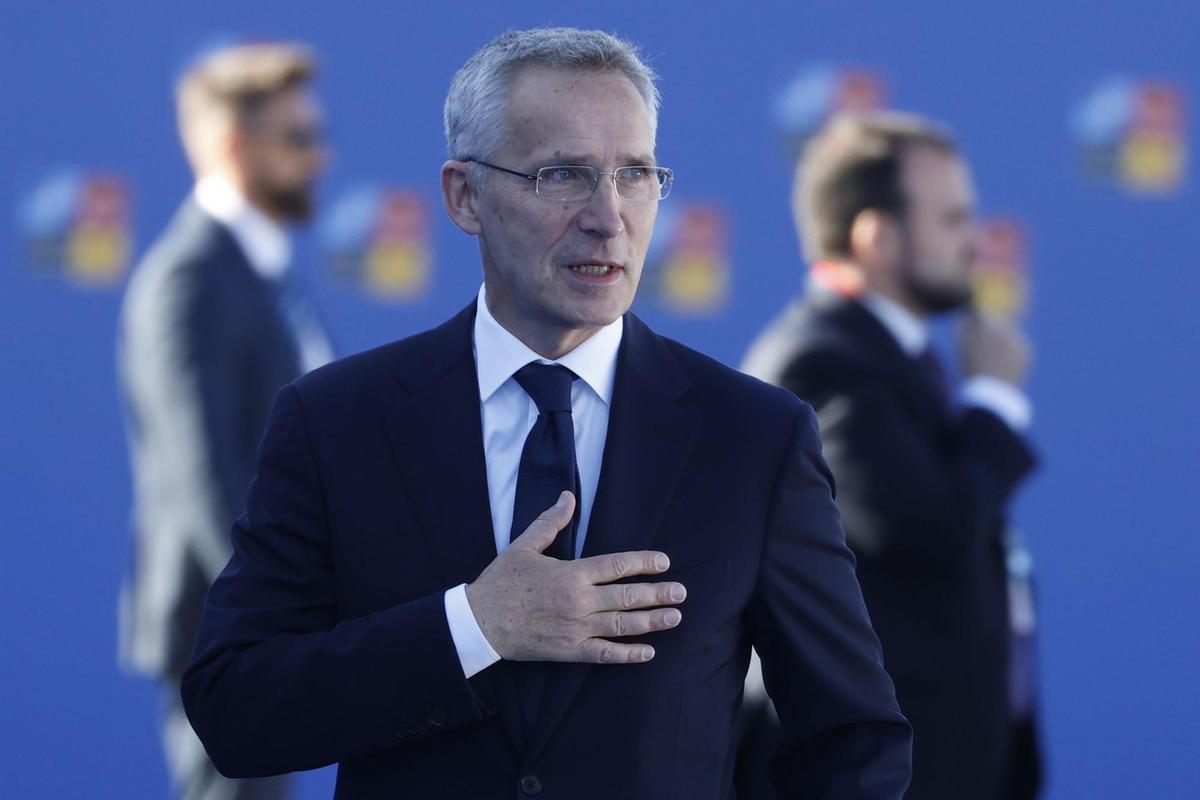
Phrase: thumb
[{"left": 512, "top": 491, "right": 576, "bottom": 553}]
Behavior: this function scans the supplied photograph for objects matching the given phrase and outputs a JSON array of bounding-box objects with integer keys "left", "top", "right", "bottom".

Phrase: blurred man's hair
[
  {"left": 176, "top": 42, "right": 316, "bottom": 173},
  {"left": 444, "top": 27, "right": 660, "bottom": 185},
  {"left": 795, "top": 112, "right": 958, "bottom": 263}
]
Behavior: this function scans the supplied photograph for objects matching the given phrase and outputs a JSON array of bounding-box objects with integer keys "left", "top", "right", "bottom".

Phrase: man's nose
[
  {"left": 965, "top": 224, "right": 984, "bottom": 265},
  {"left": 576, "top": 176, "right": 624, "bottom": 238}
]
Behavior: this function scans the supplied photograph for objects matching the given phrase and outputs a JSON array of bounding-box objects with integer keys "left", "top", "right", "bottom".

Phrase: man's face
[
  {"left": 472, "top": 67, "right": 659, "bottom": 343},
  {"left": 895, "top": 146, "right": 977, "bottom": 314},
  {"left": 238, "top": 87, "right": 328, "bottom": 222}
]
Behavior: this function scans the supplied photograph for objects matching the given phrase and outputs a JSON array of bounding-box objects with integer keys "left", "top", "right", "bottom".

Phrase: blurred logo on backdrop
[
  {"left": 319, "top": 185, "right": 432, "bottom": 301},
  {"left": 772, "top": 65, "right": 888, "bottom": 156},
  {"left": 643, "top": 202, "right": 731, "bottom": 314},
  {"left": 972, "top": 219, "right": 1029, "bottom": 319},
  {"left": 18, "top": 170, "right": 132, "bottom": 286},
  {"left": 1072, "top": 77, "right": 1188, "bottom": 195}
]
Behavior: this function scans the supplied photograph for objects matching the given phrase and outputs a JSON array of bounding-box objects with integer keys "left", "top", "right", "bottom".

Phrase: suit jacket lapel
[
  {"left": 382, "top": 302, "right": 496, "bottom": 585},
  {"left": 184, "top": 200, "right": 304, "bottom": 380},
  {"left": 819, "top": 293, "right": 951, "bottom": 429},
  {"left": 379, "top": 301, "right": 525, "bottom": 752},
  {"left": 524, "top": 312, "right": 701, "bottom": 762}
]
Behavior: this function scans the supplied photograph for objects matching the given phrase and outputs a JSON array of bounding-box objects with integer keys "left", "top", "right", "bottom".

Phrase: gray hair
[{"left": 444, "top": 27, "right": 660, "bottom": 173}]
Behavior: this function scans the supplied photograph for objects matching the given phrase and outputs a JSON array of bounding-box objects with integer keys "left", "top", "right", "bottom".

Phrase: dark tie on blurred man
[
  {"left": 179, "top": 27, "right": 912, "bottom": 798},
  {"left": 741, "top": 113, "right": 1043, "bottom": 800},
  {"left": 118, "top": 42, "right": 332, "bottom": 800}
]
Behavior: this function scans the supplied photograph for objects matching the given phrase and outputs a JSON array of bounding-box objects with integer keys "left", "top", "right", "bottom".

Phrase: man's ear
[
  {"left": 441, "top": 160, "right": 482, "bottom": 235},
  {"left": 849, "top": 208, "right": 900, "bottom": 269},
  {"left": 191, "top": 119, "right": 241, "bottom": 183},
  {"left": 223, "top": 120, "right": 249, "bottom": 174}
]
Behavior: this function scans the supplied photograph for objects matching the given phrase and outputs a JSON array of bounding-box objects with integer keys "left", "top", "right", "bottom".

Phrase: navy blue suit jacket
[
  {"left": 182, "top": 302, "right": 911, "bottom": 799},
  {"left": 743, "top": 291, "right": 1040, "bottom": 800}
]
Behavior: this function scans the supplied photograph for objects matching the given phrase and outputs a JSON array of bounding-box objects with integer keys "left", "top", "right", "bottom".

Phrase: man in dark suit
[
  {"left": 119, "top": 42, "right": 331, "bottom": 800},
  {"left": 742, "top": 113, "right": 1042, "bottom": 800},
  {"left": 182, "top": 28, "right": 911, "bottom": 798}
]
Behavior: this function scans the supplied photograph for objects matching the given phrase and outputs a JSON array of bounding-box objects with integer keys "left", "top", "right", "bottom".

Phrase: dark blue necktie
[
  {"left": 507, "top": 364, "right": 580, "bottom": 740},
  {"left": 270, "top": 273, "right": 332, "bottom": 373},
  {"left": 510, "top": 363, "right": 580, "bottom": 560},
  {"left": 916, "top": 345, "right": 951, "bottom": 414}
]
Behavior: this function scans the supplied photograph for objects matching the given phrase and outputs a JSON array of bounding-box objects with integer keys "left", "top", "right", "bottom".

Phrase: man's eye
[
  {"left": 545, "top": 167, "right": 584, "bottom": 183},
  {"left": 621, "top": 167, "right": 649, "bottom": 182}
]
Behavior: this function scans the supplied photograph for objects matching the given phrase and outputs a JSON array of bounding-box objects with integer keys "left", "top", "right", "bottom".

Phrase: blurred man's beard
[
  {"left": 897, "top": 241, "right": 973, "bottom": 315},
  {"left": 902, "top": 269, "right": 972, "bottom": 315},
  {"left": 258, "top": 182, "right": 315, "bottom": 222}
]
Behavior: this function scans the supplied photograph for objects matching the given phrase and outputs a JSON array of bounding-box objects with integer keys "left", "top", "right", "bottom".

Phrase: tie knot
[{"left": 514, "top": 363, "right": 576, "bottom": 414}]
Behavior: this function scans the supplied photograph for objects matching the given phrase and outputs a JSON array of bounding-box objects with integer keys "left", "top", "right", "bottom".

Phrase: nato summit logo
[
  {"left": 1072, "top": 78, "right": 1188, "bottom": 194},
  {"left": 972, "top": 219, "right": 1029, "bottom": 319},
  {"left": 320, "top": 185, "right": 432, "bottom": 301},
  {"left": 19, "top": 170, "right": 132, "bottom": 286},
  {"left": 772, "top": 65, "right": 887, "bottom": 155},
  {"left": 643, "top": 202, "right": 730, "bottom": 314}
]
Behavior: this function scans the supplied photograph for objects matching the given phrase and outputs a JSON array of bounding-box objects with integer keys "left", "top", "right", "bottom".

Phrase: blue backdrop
[{"left": 2, "top": 2, "right": 1198, "bottom": 797}]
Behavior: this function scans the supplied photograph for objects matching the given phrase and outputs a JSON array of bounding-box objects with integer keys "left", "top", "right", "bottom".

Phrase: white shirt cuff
[
  {"left": 961, "top": 376, "right": 1033, "bottom": 431},
  {"left": 443, "top": 583, "right": 501, "bottom": 679}
]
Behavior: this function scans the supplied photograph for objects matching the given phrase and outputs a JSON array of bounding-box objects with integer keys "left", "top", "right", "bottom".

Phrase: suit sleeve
[
  {"left": 125, "top": 264, "right": 249, "bottom": 581},
  {"left": 745, "top": 404, "right": 912, "bottom": 799},
  {"left": 781, "top": 358, "right": 1036, "bottom": 569},
  {"left": 181, "top": 384, "right": 490, "bottom": 778}
]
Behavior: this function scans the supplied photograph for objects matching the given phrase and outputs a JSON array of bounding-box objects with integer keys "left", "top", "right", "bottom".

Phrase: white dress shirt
[
  {"left": 195, "top": 176, "right": 290, "bottom": 280},
  {"left": 861, "top": 291, "right": 1032, "bottom": 430},
  {"left": 193, "top": 176, "right": 334, "bottom": 373},
  {"left": 444, "top": 284, "right": 624, "bottom": 679}
]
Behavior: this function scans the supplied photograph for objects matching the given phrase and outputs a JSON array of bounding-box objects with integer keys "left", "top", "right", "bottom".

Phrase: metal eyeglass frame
[{"left": 466, "top": 159, "right": 675, "bottom": 202}]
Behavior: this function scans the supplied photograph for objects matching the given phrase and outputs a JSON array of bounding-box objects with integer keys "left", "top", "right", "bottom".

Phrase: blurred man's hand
[{"left": 960, "top": 313, "right": 1032, "bottom": 387}]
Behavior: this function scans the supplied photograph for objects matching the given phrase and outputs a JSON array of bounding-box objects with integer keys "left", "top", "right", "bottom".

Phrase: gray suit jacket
[{"left": 118, "top": 199, "right": 303, "bottom": 678}]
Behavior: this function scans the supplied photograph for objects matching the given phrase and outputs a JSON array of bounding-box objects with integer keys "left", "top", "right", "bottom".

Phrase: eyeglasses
[
  {"left": 467, "top": 159, "right": 675, "bottom": 202},
  {"left": 248, "top": 124, "right": 327, "bottom": 151}
]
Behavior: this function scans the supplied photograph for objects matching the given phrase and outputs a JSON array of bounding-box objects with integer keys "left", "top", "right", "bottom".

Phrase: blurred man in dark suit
[
  {"left": 118, "top": 41, "right": 332, "bottom": 800},
  {"left": 742, "top": 113, "right": 1042, "bottom": 800},
  {"left": 180, "top": 27, "right": 911, "bottom": 798}
]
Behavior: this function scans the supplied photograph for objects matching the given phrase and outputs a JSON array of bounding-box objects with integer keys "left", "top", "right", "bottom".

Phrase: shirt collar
[
  {"left": 194, "top": 176, "right": 291, "bottom": 281},
  {"left": 860, "top": 290, "right": 929, "bottom": 357},
  {"left": 473, "top": 283, "right": 623, "bottom": 405}
]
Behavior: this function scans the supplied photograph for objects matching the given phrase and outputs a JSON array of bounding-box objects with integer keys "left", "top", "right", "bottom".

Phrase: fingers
[
  {"left": 578, "top": 549, "right": 671, "bottom": 584},
  {"left": 577, "top": 639, "right": 657, "bottom": 664},
  {"left": 588, "top": 607, "right": 682, "bottom": 640},
  {"left": 511, "top": 491, "right": 576, "bottom": 553},
  {"left": 591, "top": 580, "right": 686, "bottom": 613}
]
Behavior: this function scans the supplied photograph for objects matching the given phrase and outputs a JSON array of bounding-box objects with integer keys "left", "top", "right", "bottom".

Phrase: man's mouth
[{"left": 565, "top": 262, "right": 622, "bottom": 277}]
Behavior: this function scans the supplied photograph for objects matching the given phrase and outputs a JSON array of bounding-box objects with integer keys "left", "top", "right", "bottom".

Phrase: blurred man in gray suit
[{"left": 118, "top": 42, "right": 332, "bottom": 800}]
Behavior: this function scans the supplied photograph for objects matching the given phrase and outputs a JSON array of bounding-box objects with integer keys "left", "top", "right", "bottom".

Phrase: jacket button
[
  {"left": 429, "top": 708, "right": 447, "bottom": 727},
  {"left": 519, "top": 773, "right": 543, "bottom": 795}
]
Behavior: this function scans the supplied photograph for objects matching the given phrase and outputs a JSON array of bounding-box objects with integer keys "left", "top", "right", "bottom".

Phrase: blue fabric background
[{"left": 2, "top": 2, "right": 1197, "bottom": 796}]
